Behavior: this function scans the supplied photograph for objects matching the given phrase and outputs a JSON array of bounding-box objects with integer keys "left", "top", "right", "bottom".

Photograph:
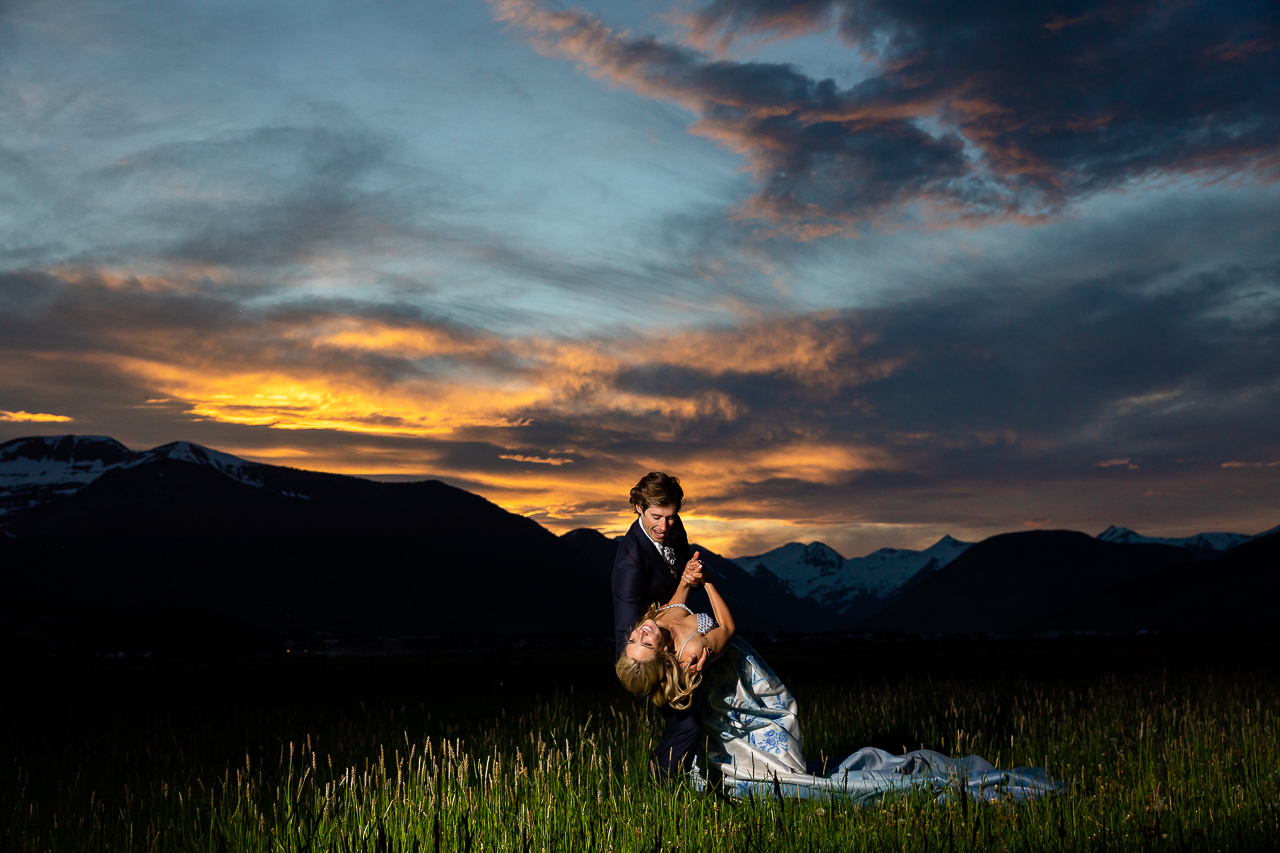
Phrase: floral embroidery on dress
[{"left": 749, "top": 728, "right": 791, "bottom": 755}]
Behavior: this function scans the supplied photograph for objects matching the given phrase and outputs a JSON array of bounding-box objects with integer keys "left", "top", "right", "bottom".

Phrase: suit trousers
[{"left": 653, "top": 701, "right": 702, "bottom": 782}]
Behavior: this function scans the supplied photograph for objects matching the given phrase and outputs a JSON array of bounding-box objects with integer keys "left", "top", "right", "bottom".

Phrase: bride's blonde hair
[{"left": 615, "top": 603, "right": 702, "bottom": 709}]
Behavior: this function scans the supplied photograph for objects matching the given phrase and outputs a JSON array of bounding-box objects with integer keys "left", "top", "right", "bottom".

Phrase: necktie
[{"left": 661, "top": 544, "right": 676, "bottom": 566}]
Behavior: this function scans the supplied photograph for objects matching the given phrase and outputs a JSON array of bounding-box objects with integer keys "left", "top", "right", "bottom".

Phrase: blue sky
[{"left": 2, "top": 0, "right": 1278, "bottom": 556}]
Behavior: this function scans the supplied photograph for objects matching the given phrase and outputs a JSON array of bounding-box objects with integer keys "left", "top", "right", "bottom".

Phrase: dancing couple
[{"left": 611, "top": 472, "right": 1062, "bottom": 802}]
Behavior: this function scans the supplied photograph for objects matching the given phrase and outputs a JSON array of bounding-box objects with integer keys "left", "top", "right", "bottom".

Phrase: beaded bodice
[{"left": 657, "top": 603, "right": 718, "bottom": 658}]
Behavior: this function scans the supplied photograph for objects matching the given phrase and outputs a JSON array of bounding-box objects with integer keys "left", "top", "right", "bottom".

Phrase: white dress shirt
[{"left": 642, "top": 525, "right": 677, "bottom": 566}]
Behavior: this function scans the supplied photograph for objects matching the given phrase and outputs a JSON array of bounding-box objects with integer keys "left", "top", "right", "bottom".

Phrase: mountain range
[
  {"left": 0, "top": 435, "right": 265, "bottom": 519},
  {"left": 0, "top": 435, "right": 609, "bottom": 642},
  {"left": 730, "top": 536, "right": 973, "bottom": 621},
  {"left": 730, "top": 521, "right": 1275, "bottom": 622},
  {"left": 1094, "top": 524, "right": 1260, "bottom": 557},
  {"left": 856, "top": 528, "right": 1280, "bottom": 636},
  {"left": 1, "top": 434, "right": 1276, "bottom": 652}
]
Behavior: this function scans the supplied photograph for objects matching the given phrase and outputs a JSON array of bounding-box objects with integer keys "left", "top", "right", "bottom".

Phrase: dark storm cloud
[
  {"left": 500, "top": 0, "right": 1280, "bottom": 226},
  {"left": 496, "top": 0, "right": 967, "bottom": 229}
]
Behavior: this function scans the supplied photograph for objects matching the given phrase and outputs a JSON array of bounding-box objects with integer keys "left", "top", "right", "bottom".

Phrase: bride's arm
[
  {"left": 663, "top": 574, "right": 697, "bottom": 607},
  {"left": 695, "top": 581, "right": 736, "bottom": 665}
]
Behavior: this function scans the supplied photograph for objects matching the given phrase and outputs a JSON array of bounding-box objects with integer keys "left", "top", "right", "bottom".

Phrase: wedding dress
[{"left": 690, "top": 637, "right": 1066, "bottom": 802}]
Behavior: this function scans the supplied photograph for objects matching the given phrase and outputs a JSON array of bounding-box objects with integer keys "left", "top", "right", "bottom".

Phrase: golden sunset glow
[
  {"left": 102, "top": 310, "right": 908, "bottom": 444},
  {"left": 116, "top": 348, "right": 541, "bottom": 435},
  {"left": 0, "top": 411, "right": 73, "bottom": 423}
]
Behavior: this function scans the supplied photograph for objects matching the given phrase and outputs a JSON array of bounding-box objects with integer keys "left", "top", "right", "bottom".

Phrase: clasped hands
[{"left": 680, "top": 550, "right": 704, "bottom": 588}]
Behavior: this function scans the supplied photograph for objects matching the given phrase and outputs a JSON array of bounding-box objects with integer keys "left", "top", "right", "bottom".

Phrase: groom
[{"left": 612, "top": 471, "right": 708, "bottom": 781}]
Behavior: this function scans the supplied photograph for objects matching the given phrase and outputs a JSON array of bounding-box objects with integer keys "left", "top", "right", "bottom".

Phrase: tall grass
[{"left": 3, "top": 647, "right": 1278, "bottom": 851}]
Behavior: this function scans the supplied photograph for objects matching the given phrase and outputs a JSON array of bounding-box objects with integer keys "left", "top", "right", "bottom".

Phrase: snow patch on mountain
[
  {"left": 1096, "top": 525, "right": 1255, "bottom": 556},
  {"left": 0, "top": 436, "right": 135, "bottom": 514},
  {"left": 140, "top": 441, "right": 264, "bottom": 487},
  {"left": 732, "top": 535, "right": 972, "bottom": 615},
  {"left": 0, "top": 434, "right": 266, "bottom": 517},
  {"left": 0, "top": 436, "right": 131, "bottom": 484}
]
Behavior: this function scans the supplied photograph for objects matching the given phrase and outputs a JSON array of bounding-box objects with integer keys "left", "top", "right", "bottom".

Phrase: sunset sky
[{"left": 2, "top": 0, "right": 1278, "bottom": 556}]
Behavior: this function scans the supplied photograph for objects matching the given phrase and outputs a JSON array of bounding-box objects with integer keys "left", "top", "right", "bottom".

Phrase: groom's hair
[{"left": 630, "top": 472, "right": 683, "bottom": 512}]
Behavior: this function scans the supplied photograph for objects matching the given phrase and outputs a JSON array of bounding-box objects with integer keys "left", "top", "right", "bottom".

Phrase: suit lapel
[{"left": 630, "top": 518, "right": 676, "bottom": 581}]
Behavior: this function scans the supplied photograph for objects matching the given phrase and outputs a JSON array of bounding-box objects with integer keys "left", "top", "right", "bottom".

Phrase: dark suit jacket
[
  {"left": 611, "top": 515, "right": 709, "bottom": 781},
  {"left": 614, "top": 516, "right": 710, "bottom": 658}
]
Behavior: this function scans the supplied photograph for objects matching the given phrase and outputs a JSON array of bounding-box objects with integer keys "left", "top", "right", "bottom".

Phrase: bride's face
[{"left": 626, "top": 619, "right": 668, "bottom": 663}]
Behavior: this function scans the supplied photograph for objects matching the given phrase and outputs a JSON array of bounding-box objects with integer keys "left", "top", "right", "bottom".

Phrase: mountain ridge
[
  {"left": 2, "top": 434, "right": 1275, "bottom": 641},
  {"left": 848, "top": 529, "right": 1273, "bottom": 636},
  {"left": 1095, "top": 524, "right": 1263, "bottom": 557},
  {"left": 0, "top": 440, "right": 610, "bottom": 639}
]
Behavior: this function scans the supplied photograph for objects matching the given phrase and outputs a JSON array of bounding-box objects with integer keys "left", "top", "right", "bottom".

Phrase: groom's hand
[
  {"left": 686, "top": 646, "right": 710, "bottom": 674},
  {"left": 681, "top": 550, "right": 704, "bottom": 587}
]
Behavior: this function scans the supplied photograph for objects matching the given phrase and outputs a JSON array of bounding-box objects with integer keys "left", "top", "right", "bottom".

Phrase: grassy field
[{"left": 2, "top": 635, "right": 1278, "bottom": 851}]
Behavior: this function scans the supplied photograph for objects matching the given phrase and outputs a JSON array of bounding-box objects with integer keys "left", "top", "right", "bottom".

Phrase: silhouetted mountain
[
  {"left": 4, "top": 435, "right": 1274, "bottom": 643},
  {"left": 854, "top": 530, "right": 1198, "bottom": 635},
  {"left": 1047, "top": 530, "right": 1280, "bottom": 632},
  {"left": 561, "top": 528, "right": 620, "bottom": 574},
  {"left": 0, "top": 443, "right": 609, "bottom": 638},
  {"left": 559, "top": 527, "right": 839, "bottom": 633}
]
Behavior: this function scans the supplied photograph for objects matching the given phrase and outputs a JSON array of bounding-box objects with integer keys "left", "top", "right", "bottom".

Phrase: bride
[{"left": 616, "top": 561, "right": 1064, "bottom": 803}]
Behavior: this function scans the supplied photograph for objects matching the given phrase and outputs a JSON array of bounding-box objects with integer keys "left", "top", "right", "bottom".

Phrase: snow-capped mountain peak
[
  {"left": 140, "top": 441, "right": 264, "bottom": 487},
  {"left": 0, "top": 435, "right": 134, "bottom": 495},
  {"left": 1097, "top": 525, "right": 1255, "bottom": 556},
  {"left": 0, "top": 435, "right": 266, "bottom": 517},
  {"left": 732, "top": 535, "right": 973, "bottom": 616},
  {"left": 738, "top": 542, "right": 845, "bottom": 586}
]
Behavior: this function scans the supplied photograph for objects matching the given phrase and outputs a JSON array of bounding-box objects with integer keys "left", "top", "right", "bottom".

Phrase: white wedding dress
[{"left": 691, "top": 637, "right": 1065, "bottom": 802}]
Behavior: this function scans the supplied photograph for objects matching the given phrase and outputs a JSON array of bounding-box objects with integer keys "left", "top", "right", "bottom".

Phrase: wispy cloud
[
  {"left": 495, "top": 0, "right": 1280, "bottom": 229},
  {"left": 499, "top": 454, "right": 574, "bottom": 465}
]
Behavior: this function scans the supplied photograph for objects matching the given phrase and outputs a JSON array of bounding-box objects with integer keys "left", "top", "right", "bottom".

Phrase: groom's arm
[{"left": 612, "top": 536, "right": 648, "bottom": 659}]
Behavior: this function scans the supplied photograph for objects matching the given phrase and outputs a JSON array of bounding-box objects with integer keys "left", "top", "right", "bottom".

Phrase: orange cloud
[
  {"left": 93, "top": 295, "right": 906, "bottom": 449},
  {"left": 116, "top": 356, "right": 540, "bottom": 436},
  {"left": 0, "top": 410, "right": 73, "bottom": 423},
  {"left": 298, "top": 318, "right": 498, "bottom": 359}
]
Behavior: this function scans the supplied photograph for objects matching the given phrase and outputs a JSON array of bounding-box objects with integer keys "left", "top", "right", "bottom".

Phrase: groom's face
[{"left": 637, "top": 504, "right": 678, "bottom": 543}]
